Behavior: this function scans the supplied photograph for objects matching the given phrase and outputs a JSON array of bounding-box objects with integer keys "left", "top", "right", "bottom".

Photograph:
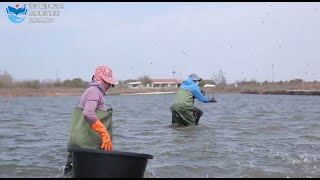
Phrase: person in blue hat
[{"left": 170, "top": 74, "right": 217, "bottom": 127}]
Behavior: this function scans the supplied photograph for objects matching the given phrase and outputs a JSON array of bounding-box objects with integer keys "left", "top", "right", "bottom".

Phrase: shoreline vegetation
[
  {"left": 1, "top": 84, "right": 320, "bottom": 97},
  {"left": 1, "top": 71, "right": 320, "bottom": 97},
  {"left": 0, "top": 87, "right": 182, "bottom": 97}
]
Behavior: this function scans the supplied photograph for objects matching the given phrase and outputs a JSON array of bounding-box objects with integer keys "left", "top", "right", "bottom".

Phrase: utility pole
[{"left": 272, "top": 64, "right": 274, "bottom": 83}]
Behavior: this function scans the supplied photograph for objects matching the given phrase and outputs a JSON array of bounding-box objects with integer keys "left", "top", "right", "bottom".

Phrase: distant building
[
  {"left": 127, "top": 81, "right": 142, "bottom": 88},
  {"left": 150, "top": 79, "right": 183, "bottom": 88},
  {"left": 128, "top": 79, "right": 183, "bottom": 89},
  {"left": 204, "top": 84, "right": 216, "bottom": 88}
]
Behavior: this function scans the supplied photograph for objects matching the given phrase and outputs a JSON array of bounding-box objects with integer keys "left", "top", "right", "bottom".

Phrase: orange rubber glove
[{"left": 91, "top": 119, "right": 113, "bottom": 151}]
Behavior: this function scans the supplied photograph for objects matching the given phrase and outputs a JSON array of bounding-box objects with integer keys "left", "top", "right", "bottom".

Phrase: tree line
[
  {"left": 0, "top": 71, "right": 89, "bottom": 89},
  {"left": 0, "top": 71, "right": 154, "bottom": 89},
  {"left": 0, "top": 70, "right": 318, "bottom": 89}
]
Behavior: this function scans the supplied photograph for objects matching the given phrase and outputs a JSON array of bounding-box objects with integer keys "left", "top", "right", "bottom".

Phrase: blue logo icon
[{"left": 6, "top": 4, "right": 28, "bottom": 23}]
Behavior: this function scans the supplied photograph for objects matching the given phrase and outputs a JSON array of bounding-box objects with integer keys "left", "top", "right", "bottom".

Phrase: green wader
[
  {"left": 171, "top": 89, "right": 196, "bottom": 127},
  {"left": 67, "top": 107, "right": 113, "bottom": 150},
  {"left": 64, "top": 107, "right": 113, "bottom": 177}
]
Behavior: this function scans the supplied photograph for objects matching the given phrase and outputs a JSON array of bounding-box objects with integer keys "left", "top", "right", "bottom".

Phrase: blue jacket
[{"left": 179, "top": 77, "right": 209, "bottom": 103}]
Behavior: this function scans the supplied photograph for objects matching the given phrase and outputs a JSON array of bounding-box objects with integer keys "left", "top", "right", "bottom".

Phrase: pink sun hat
[{"left": 94, "top": 65, "right": 119, "bottom": 85}]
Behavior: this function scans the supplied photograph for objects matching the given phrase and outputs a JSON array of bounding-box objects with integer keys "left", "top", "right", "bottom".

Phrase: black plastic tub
[{"left": 68, "top": 147, "right": 154, "bottom": 178}]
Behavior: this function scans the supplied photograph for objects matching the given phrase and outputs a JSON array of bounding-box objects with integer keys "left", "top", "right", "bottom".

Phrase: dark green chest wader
[
  {"left": 171, "top": 89, "right": 205, "bottom": 127},
  {"left": 67, "top": 107, "right": 113, "bottom": 151},
  {"left": 171, "top": 89, "right": 196, "bottom": 127}
]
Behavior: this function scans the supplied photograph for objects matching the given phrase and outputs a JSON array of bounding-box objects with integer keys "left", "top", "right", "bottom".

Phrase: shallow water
[{"left": 0, "top": 93, "right": 320, "bottom": 178}]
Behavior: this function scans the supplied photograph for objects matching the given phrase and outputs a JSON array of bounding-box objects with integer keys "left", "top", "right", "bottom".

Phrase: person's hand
[
  {"left": 100, "top": 132, "right": 113, "bottom": 150},
  {"left": 91, "top": 119, "right": 113, "bottom": 151},
  {"left": 208, "top": 97, "right": 217, "bottom": 103}
]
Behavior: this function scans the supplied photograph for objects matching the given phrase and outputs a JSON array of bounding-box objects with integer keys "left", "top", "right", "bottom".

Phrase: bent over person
[{"left": 170, "top": 74, "right": 217, "bottom": 127}]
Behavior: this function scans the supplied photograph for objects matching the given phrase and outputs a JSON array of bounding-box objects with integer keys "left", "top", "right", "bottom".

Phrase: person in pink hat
[{"left": 64, "top": 65, "right": 118, "bottom": 177}]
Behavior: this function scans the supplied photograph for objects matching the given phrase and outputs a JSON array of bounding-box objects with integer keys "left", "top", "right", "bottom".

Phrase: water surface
[{"left": 0, "top": 94, "right": 320, "bottom": 178}]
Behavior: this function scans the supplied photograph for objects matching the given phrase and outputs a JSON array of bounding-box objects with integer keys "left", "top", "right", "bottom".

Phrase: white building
[
  {"left": 127, "top": 81, "right": 142, "bottom": 88},
  {"left": 204, "top": 84, "right": 216, "bottom": 88},
  {"left": 128, "top": 79, "right": 183, "bottom": 89}
]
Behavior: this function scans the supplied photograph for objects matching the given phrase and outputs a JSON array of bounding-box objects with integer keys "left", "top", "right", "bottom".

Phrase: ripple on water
[{"left": 1, "top": 95, "right": 320, "bottom": 177}]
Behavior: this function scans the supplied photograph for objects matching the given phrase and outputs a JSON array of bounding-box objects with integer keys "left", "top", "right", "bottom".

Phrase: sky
[{"left": 1, "top": 2, "right": 320, "bottom": 83}]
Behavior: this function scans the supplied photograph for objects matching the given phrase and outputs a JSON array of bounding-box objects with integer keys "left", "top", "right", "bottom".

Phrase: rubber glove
[{"left": 91, "top": 119, "right": 113, "bottom": 151}]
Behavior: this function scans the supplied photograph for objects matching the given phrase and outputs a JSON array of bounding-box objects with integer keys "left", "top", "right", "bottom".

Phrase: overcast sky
[{"left": 1, "top": 2, "right": 320, "bottom": 83}]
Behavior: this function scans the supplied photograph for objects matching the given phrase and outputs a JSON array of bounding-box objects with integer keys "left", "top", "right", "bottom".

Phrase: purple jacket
[{"left": 78, "top": 81, "right": 107, "bottom": 124}]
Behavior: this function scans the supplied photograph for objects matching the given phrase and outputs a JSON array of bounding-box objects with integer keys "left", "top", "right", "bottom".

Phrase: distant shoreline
[
  {"left": 121, "top": 91, "right": 176, "bottom": 96},
  {"left": 0, "top": 87, "right": 181, "bottom": 97},
  {"left": 242, "top": 89, "right": 320, "bottom": 96},
  {"left": 1, "top": 87, "right": 320, "bottom": 97}
]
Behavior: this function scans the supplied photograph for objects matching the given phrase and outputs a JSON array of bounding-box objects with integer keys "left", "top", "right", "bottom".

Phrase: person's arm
[
  {"left": 83, "top": 90, "right": 113, "bottom": 150},
  {"left": 192, "top": 85, "right": 210, "bottom": 103},
  {"left": 83, "top": 91, "right": 100, "bottom": 125}
]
